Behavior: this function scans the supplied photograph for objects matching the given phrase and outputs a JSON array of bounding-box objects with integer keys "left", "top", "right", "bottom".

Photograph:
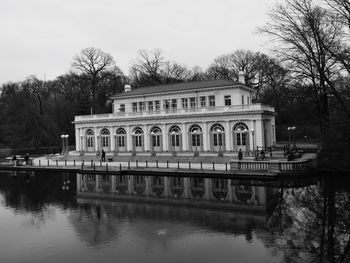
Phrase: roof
[{"left": 112, "top": 79, "right": 252, "bottom": 99}]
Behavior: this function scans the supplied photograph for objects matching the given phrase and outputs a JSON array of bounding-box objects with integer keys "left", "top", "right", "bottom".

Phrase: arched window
[
  {"left": 189, "top": 125, "right": 202, "bottom": 148},
  {"left": 150, "top": 126, "right": 162, "bottom": 147},
  {"left": 86, "top": 129, "right": 94, "bottom": 148},
  {"left": 116, "top": 128, "right": 126, "bottom": 147},
  {"left": 169, "top": 125, "right": 181, "bottom": 148},
  {"left": 133, "top": 127, "right": 144, "bottom": 147},
  {"left": 101, "top": 128, "right": 110, "bottom": 148},
  {"left": 234, "top": 122, "right": 249, "bottom": 147},
  {"left": 211, "top": 124, "right": 225, "bottom": 147}
]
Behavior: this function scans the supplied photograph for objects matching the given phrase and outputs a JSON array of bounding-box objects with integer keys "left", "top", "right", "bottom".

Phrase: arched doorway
[
  {"left": 233, "top": 122, "right": 249, "bottom": 152},
  {"left": 189, "top": 124, "right": 203, "bottom": 154},
  {"left": 169, "top": 125, "right": 182, "bottom": 152},
  {"left": 116, "top": 128, "right": 127, "bottom": 152},
  {"left": 100, "top": 128, "right": 110, "bottom": 151},
  {"left": 150, "top": 126, "right": 162, "bottom": 152},
  {"left": 132, "top": 127, "right": 144, "bottom": 152},
  {"left": 85, "top": 129, "right": 95, "bottom": 152},
  {"left": 210, "top": 123, "right": 225, "bottom": 152}
]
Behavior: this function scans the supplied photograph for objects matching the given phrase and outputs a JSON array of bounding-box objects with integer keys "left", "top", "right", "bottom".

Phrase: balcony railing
[{"left": 75, "top": 103, "right": 275, "bottom": 122}]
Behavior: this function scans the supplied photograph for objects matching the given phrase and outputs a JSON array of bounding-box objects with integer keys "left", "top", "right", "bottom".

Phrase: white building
[{"left": 73, "top": 78, "right": 276, "bottom": 156}]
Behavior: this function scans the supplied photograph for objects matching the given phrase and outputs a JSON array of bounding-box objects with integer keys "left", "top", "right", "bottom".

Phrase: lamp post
[
  {"left": 193, "top": 130, "right": 199, "bottom": 157},
  {"left": 287, "top": 126, "right": 296, "bottom": 152},
  {"left": 65, "top": 134, "right": 69, "bottom": 154},
  {"left": 250, "top": 129, "right": 255, "bottom": 156},
  {"left": 216, "top": 129, "right": 223, "bottom": 157}
]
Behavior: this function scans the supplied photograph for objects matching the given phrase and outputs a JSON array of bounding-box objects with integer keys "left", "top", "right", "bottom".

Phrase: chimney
[
  {"left": 238, "top": 71, "right": 245, "bottom": 84},
  {"left": 124, "top": 84, "right": 131, "bottom": 93}
]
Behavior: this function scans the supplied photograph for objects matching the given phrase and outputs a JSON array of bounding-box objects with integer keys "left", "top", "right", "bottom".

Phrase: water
[{"left": 0, "top": 171, "right": 348, "bottom": 263}]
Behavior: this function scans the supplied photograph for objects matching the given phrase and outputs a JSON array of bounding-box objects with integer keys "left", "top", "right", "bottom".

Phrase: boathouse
[{"left": 73, "top": 77, "right": 276, "bottom": 156}]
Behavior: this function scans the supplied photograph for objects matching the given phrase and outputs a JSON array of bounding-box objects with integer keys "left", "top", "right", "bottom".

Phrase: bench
[{"left": 6, "top": 156, "right": 33, "bottom": 166}]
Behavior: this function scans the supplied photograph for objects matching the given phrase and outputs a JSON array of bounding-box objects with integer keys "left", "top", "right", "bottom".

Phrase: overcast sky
[{"left": 0, "top": 0, "right": 281, "bottom": 85}]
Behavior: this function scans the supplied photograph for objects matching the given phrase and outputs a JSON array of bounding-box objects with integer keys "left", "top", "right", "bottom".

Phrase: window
[
  {"left": 152, "top": 136, "right": 161, "bottom": 147},
  {"left": 148, "top": 101, "right": 153, "bottom": 112},
  {"left": 135, "top": 136, "right": 142, "bottom": 147},
  {"left": 102, "top": 137, "right": 109, "bottom": 147},
  {"left": 192, "top": 134, "right": 200, "bottom": 146},
  {"left": 118, "top": 136, "right": 125, "bottom": 147},
  {"left": 182, "top": 98, "right": 188, "bottom": 109},
  {"left": 119, "top": 104, "right": 125, "bottom": 112},
  {"left": 132, "top": 102, "right": 137, "bottom": 112},
  {"left": 171, "top": 134, "right": 180, "bottom": 147},
  {"left": 241, "top": 95, "right": 244, "bottom": 105},
  {"left": 164, "top": 99, "right": 171, "bottom": 111},
  {"left": 155, "top": 100, "right": 160, "bottom": 111},
  {"left": 224, "top": 95, "right": 231, "bottom": 106},
  {"left": 247, "top": 96, "right": 250, "bottom": 104},
  {"left": 171, "top": 99, "right": 177, "bottom": 110},
  {"left": 138, "top": 101, "right": 145, "bottom": 111},
  {"left": 190, "top": 97, "right": 196, "bottom": 108},
  {"left": 200, "top": 96, "right": 206, "bottom": 107},
  {"left": 87, "top": 137, "right": 94, "bottom": 147},
  {"left": 209, "top": 95, "right": 215, "bottom": 107},
  {"left": 237, "top": 133, "right": 246, "bottom": 146}
]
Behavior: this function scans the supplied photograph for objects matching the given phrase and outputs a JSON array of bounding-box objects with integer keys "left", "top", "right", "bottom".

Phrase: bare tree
[
  {"left": 129, "top": 49, "right": 164, "bottom": 88},
  {"left": 129, "top": 49, "right": 191, "bottom": 88},
  {"left": 206, "top": 50, "right": 287, "bottom": 100},
  {"left": 72, "top": 47, "right": 122, "bottom": 102},
  {"left": 260, "top": 0, "right": 350, "bottom": 131}
]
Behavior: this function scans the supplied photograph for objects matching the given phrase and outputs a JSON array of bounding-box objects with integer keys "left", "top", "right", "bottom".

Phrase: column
[
  {"left": 182, "top": 123, "right": 187, "bottom": 151},
  {"left": 75, "top": 128, "right": 80, "bottom": 152},
  {"left": 143, "top": 125, "right": 149, "bottom": 151},
  {"left": 203, "top": 122, "right": 209, "bottom": 151},
  {"left": 94, "top": 127, "right": 99, "bottom": 152},
  {"left": 126, "top": 126, "right": 132, "bottom": 151},
  {"left": 111, "top": 127, "right": 116, "bottom": 151},
  {"left": 162, "top": 124, "right": 167, "bottom": 151},
  {"left": 255, "top": 119, "right": 263, "bottom": 148},
  {"left": 80, "top": 129, "right": 85, "bottom": 152},
  {"left": 225, "top": 122, "right": 231, "bottom": 151}
]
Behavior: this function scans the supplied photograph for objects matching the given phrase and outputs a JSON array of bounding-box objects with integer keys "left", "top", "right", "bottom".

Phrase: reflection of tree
[
  {"left": 0, "top": 172, "right": 76, "bottom": 229},
  {"left": 259, "top": 177, "right": 350, "bottom": 263}
]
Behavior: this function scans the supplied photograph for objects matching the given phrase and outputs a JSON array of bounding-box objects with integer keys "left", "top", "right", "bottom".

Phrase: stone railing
[
  {"left": 230, "top": 159, "right": 314, "bottom": 173},
  {"left": 75, "top": 103, "right": 275, "bottom": 122}
]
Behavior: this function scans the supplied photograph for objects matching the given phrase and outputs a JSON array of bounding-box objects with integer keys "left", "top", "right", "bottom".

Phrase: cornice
[{"left": 73, "top": 110, "right": 275, "bottom": 125}]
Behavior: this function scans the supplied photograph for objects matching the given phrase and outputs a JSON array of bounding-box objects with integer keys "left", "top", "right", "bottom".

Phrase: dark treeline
[{"left": 0, "top": 0, "right": 349, "bottom": 168}]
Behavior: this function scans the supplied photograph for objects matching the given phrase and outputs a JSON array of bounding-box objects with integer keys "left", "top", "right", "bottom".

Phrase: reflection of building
[
  {"left": 77, "top": 174, "right": 277, "bottom": 211},
  {"left": 74, "top": 79, "right": 276, "bottom": 156}
]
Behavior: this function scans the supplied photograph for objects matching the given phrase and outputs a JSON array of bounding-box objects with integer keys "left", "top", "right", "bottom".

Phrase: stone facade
[{"left": 73, "top": 79, "right": 276, "bottom": 155}]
